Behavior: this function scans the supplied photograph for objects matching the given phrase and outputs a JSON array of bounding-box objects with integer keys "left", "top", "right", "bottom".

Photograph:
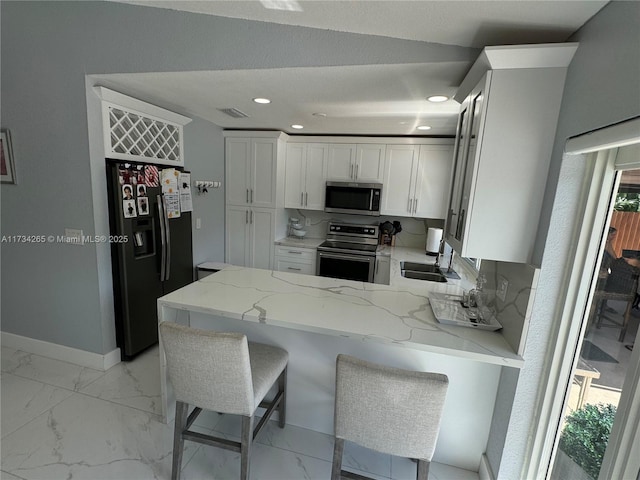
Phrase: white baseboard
[
  {"left": 479, "top": 454, "right": 496, "bottom": 480},
  {"left": 1, "top": 332, "right": 120, "bottom": 371}
]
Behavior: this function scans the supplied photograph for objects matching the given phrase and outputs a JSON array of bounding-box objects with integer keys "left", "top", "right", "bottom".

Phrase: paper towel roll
[{"left": 426, "top": 228, "right": 443, "bottom": 254}]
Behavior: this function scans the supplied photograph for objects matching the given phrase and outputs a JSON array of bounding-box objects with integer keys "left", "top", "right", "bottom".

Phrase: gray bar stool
[
  {"left": 159, "top": 322, "right": 288, "bottom": 480},
  {"left": 332, "top": 354, "right": 448, "bottom": 480}
]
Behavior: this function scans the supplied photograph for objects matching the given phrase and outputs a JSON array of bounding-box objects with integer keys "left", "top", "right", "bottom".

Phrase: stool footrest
[{"left": 183, "top": 430, "right": 242, "bottom": 453}]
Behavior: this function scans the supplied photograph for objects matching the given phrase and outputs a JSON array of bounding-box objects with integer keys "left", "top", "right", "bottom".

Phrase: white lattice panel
[
  {"left": 109, "top": 107, "right": 181, "bottom": 161},
  {"left": 97, "top": 87, "right": 191, "bottom": 166}
]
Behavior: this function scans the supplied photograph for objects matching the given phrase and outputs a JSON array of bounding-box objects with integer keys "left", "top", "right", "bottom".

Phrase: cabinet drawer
[
  {"left": 275, "top": 258, "right": 316, "bottom": 275},
  {"left": 275, "top": 246, "right": 316, "bottom": 262}
]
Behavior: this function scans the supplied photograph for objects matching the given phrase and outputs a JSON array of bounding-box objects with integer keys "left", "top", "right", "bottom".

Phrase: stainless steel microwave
[{"left": 324, "top": 182, "right": 382, "bottom": 216}]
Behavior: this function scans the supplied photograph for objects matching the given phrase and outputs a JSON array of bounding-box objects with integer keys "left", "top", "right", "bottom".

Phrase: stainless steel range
[{"left": 316, "top": 222, "right": 379, "bottom": 283}]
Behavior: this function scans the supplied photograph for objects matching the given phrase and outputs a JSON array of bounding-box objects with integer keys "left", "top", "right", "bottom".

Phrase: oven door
[{"left": 316, "top": 250, "right": 375, "bottom": 283}]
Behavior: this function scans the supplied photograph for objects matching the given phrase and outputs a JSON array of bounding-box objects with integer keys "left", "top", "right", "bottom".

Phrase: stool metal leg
[
  {"left": 278, "top": 367, "right": 287, "bottom": 427},
  {"left": 241, "top": 415, "right": 254, "bottom": 480},
  {"left": 172, "top": 401, "right": 189, "bottom": 480},
  {"left": 331, "top": 438, "right": 345, "bottom": 480},
  {"left": 417, "top": 459, "right": 430, "bottom": 480}
]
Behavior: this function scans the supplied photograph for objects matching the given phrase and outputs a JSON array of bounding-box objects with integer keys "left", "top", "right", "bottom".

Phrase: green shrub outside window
[{"left": 558, "top": 403, "right": 617, "bottom": 480}]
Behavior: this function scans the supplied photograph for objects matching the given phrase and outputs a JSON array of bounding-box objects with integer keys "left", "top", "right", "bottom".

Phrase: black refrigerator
[{"left": 106, "top": 160, "right": 194, "bottom": 360}]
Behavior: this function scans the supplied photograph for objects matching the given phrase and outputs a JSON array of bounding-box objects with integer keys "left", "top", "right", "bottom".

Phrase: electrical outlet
[
  {"left": 305, "top": 218, "right": 311, "bottom": 227},
  {"left": 496, "top": 275, "right": 509, "bottom": 302}
]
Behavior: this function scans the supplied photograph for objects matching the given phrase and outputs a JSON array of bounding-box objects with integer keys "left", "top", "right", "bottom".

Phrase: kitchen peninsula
[{"left": 158, "top": 265, "right": 523, "bottom": 470}]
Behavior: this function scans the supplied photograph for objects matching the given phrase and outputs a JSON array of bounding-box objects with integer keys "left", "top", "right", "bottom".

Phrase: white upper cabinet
[
  {"left": 355, "top": 144, "right": 386, "bottom": 183},
  {"left": 327, "top": 144, "right": 356, "bottom": 181},
  {"left": 285, "top": 143, "right": 328, "bottom": 210},
  {"left": 381, "top": 145, "right": 419, "bottom": 216},
  {"left": 445, "top": 43, "right": 578, "bottom": 264},
  {"left": 225, "top": 136, "right": 278, "bottom": 208},
  {"left": 381, "top": 143, "right": 453, "bottom": 218},
  {"left": 327, "top": 144, "right": 385, "bottom": 183}
]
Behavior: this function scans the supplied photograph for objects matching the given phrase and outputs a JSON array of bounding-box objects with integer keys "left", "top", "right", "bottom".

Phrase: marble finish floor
[{"left": 1, "top": 345, "right": 479, "bottom": 480}]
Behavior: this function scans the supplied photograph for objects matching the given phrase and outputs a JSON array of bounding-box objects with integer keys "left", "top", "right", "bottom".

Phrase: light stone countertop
[
  {"left": 274, "top": 237, "right": 325, "bottom": 249},
  {"left": 159, "top": 264, "right": 523, "bottom": 368}
]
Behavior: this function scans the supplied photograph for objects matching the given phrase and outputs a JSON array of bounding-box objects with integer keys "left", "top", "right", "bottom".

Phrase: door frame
[{"left": 523, "top": 117, "right": 640, "bottom": 480}]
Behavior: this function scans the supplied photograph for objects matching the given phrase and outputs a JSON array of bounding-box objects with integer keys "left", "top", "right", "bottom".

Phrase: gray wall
[
  {"left": 490, "top": 2, "right": 640, "bottom": 478},
  {"left": 0, "top": 1, "right": 475, "bottom": 354}
]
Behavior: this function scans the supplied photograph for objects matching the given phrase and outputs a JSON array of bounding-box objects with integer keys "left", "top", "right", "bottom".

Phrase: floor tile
[
  {"left": 1, "top": 393, "right": 198, "bottom": 480},
  {"left": 181, "top": 440, "right": 332, "bottom": 480},
  {"left": 0, "top": 343, "right": 481, "bottom": 480},
  {"left": 214, "top": 415, "right": 335, "bottom": 462},
  {"left": 1, "top": 373, "right": 73, "bottom": 438},
  {"left": 341, "top": 441, "right": 391, "bottom": 479},
  {"left": 0, "top": 470, "right": 25, "bottom": 480},
  {"left": 79, "top": 346, "right": 161, "bottom": 415},
  {"left": 1, "top": 347, "right": 104, "bottom": 391},
  {"left": 392, "top": 456, "right": 480, "bottom": 480}
]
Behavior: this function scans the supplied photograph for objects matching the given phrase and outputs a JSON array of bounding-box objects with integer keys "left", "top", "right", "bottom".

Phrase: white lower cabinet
[
  {"left": 225, "top": 206, "right": 275, "bottom": 270},
  {"left": 274, "top": 245, "right": 317, "bottom": 276}
]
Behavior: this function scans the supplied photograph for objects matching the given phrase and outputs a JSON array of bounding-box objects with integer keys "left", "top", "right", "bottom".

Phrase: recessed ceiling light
[
  {"left": 417, "top": 125, "right": 432, "bottom": 131},
  {"left": 427, "top": 95, "right": 449, "bottom": 103},
  {"left": 253, "top": 98, "right": 271, "bottom": 104},
  {"left": 312, "top": 112, "right": 327, "bottom": 117},
  {"left": 291, "top": 124, "right": 304, "bottom": 129}
]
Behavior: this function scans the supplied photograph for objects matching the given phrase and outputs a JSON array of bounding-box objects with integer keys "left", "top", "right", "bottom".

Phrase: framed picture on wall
[{"left": 1, "top": 129, "right": 16, "bottom": 184}]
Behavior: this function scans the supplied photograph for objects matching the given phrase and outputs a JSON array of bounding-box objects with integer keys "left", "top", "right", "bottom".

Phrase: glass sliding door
[{"left": 551, "top": 166, "right": 640, "bottom": 480}]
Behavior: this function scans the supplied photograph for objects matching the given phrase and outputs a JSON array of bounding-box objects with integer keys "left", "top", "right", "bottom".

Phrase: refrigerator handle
[
  {"left": 163, "top": 195, "right": 171, "bottom": 281},
  {"left": 157, "top": 194, "right": 167, "bottom": 281}
]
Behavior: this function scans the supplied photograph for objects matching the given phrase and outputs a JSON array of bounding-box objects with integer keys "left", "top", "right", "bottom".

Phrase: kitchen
[{"left": 2, "top": 1, "right": 639, "bottom": 479}]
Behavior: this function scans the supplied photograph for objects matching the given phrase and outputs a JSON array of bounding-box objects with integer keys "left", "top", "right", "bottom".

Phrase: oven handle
[{"left": 318, "top": 251, "right": 374, "bottom": 263}]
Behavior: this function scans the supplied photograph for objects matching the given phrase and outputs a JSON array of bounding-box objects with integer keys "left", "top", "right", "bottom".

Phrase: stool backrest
[
  {"left": 160, "top": 322, "right": 254, "bottom": 415},
  {"left": 334, "top": 354, "right": 448, "bottom": 460}
]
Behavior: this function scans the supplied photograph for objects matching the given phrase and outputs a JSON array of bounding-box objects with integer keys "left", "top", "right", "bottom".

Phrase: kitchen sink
[
  {"left": 400, "top": 262, "right": 441, "bottom": 273},
  {"left": 400, "top": 262, "right": 447, "bottom": 283}
]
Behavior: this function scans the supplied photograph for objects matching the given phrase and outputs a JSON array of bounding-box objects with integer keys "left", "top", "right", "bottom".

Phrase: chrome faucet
[{"left": 434, "top": 239, "right": 444, "bottom": 269}]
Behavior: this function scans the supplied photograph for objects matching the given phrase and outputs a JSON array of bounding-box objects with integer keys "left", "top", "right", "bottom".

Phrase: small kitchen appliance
[
  {"left": 288, "top": 217, "right": 307, "bottom": 238},
  {"left": 324, "top": 182, "right": 382, "bottom": 216},
  {"left": 426, "top": 227, "right": 443, "bottom": 256}
]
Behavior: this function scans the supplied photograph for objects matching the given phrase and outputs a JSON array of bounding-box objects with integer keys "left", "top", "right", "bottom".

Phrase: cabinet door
[
  {"left": 304, "top": 144, "right": 329, "bottom": 210},
  {"left": 457, "top": 82, "right": 487, "bottom": 246},
  {"left": 327, "top": 144, "right": 357, "bottom": 181},
  {"left": 285, "top": 144, "right": 305, "bottom": 208},
  {"left": 249, "top": 208, "right": 275, "bottom": 270},
  {"left": 251, "top": 139, "right": 277, "bottom": 208},
  {"left": 414, "top": 145, "right": 454, "bottom": 219},
  {"left": 355, "top": 144, "right": 386, "bottom": 182},
  {"left": 380, "top": 145, "right": 419, "bottom": 216},
  {"left": 225, "top": 205, "right": 249, "bottom": 266},
  {"left": 446, "top": 97, "right": 472, "bottom": 244},
  {"left": 275, "top": 258, "right": 316, "bottom": 276},
  {"left": 225, "top": 138, "right": 251, "bottom": 206}
]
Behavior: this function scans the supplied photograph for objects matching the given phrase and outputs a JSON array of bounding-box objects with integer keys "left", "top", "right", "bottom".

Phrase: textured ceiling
[
  {"left": 120, "top": 0, "right": 607, "bottom": 48},
  {"left": 103, "top": 1, "right": 608, "bottom": 136}
]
